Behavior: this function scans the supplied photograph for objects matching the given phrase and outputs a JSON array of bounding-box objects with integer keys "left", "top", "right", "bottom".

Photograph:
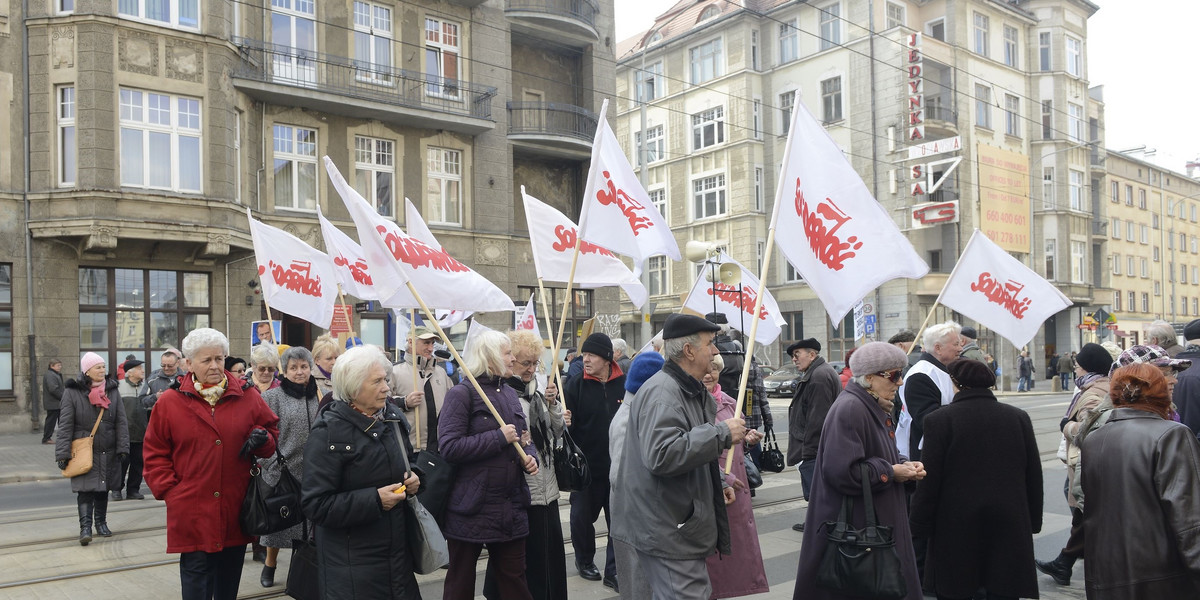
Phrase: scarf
[
  {"left": 88, "top": 380, "right": 110, "bottom": 409},
  {"left": 507, "top": 375, "right": 553, "bottom": 466},
  {"left": 317, "top": 365, "right": 332, "bottom": 379},
  {"left": 350, "top": 401, "right": 386, "bottom": 422},
  {"left": 280, "top": 375, "right": 317, "bottom": 400},
  {"left": 195, "top": 376, "right": 228, "bottom": 407}
]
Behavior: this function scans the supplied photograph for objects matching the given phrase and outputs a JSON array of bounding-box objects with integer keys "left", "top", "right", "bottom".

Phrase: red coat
[{"left": 143, "top": 372, "right": 279, "bottom": 554}]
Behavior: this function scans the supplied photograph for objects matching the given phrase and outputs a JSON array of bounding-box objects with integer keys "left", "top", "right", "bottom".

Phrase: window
[
  {"left": 1069, "top": 169, "right": 1084, "bottom": 211},
  {"left": 754, "top": 167, "right": 764, "bottom": 212},
  {"left": 1193, "top": 298, "right": 1198, "bottom": 316},
  {"left": 647, "top": 255, "right": 668, "bottom": 296},
  {"left": 1184, "top": 265, "right": 1189, "bottom": 284},
  {"left": 1155, "top": 281, "right": 1162, "bottom": 296},
  {"left": 751, "top": 29, "right": 759, "bottom": 71},
  {"left": 1111, "top": 217, "right": 1120, "bottom": 239},
  {"left": 752, "top": 98, "right": 762, "bottom": 139},
  {"left": 698, "top": 5, "right": 720, "bottom": 21},
  {"left": 1004, "top": 94, "right": 1020, "bottom": 136},
  {"left": 635, "top": 125, "right": 664, "bottom": 165},
  {"left": 779, "top": 20, "right": 798, "bottom": 64},
  {"left": 272, "top": 124, "right": 317, "bottom": 211},
  {"left": 1066, "top": 36, "right": 1082, "bottom": 77},
  {"left": 353, "top": 2, "right": 393, "bottom": 82},
  {"left": 649, "top": 188, "right": 667, "bottom": 220},
  {"left": 1124, "top": 184, "right": 1133, "bottom": 206},
  {"left": 1142, "top": 293, "right": 1150, "bottom": 313},
  {"left": 782, "top": 311, "right": 804, "bottom": 345},
  {"left": 120, "top": 89, "right": 202, "bottom": 192},
  {"left": 1168, "top": 198, "right": 1176, "bottom": 215},
  {"left": 427, "top": 147, "right": 462, "bottom": 225},
  {"left": 692, "top": 106, "right": 725, "bottom": 150},
  {"left": 757, "top": 241, "right": 766, "bottom": 273},
  {"left": 975, "top": 84, "right": 991, "bottom": 129},
  {"left": 354, "top": 136, "right": 395, "bottom": 218},
  {"left": 1192, "top": 204, "right": 1198, "bottom": 222},
  {"left": 1039, "top": 31, "right": 1051, "bottom": 71},
  {"left": 119, "top": 0, "right": 198, "bottom": 29},
  {"left": 886, "top": 2, "right": 905, "bottom": 29},
  {"left": 786, "top": 262, "right": 804, "bottom": 282},
  {"left": 693, "top": 173, "right": 727, "bottom": 219},
  {"left": 1138, "top": 189, "right": 1147, "bottom": 209},
  {"left": 1068, "top": 103, "right": 1084, "bottom": 142},
  {"left": 819, "top": 3, "right": 840, "bottom": 50},
  {"left": 779, "top": 91, "right": 796, "bottom": 134},
  {"left": 1127, "top": 221, "right": 1135, "bottom": 240},
  {"left": 58, "top": 0, "right": 74, "bottom": 12},
  {"left": 425, "top": 18, "right": 461, "bottom": 97},
  {"left": 1128, "top": 291, "right": 1136, "bottom": 310},
  {"left": 1127, "top": 256, "right": 1135, "bottom": 275},
  {"left": 1111, "top": 253, "right": 1120, "bottom": 275},
  {"left": 690, "top": 38, "right": 723, "bottom": 84},
  {"left": 821, "top": 77, "right": 843, "bottom": 123},
  {"left": 1194, "top": 237, "right": 1199, "bottom": 254},
  {"left": 1111, "top": 180, "right": 1119, "bottom": 203},
  {"left": 1141, "top": 258, "right": 1149, "bottom": 278},
  {"left": 58, "top": 86, "right": 76, "bottom": 187},
  {"left": 78, "top": 268, "right": 211, "bottom": 370},
  {"left": 1195, "top": 267, "right": 1200, "bottom": 283},
  {"left": 1114, "top": 290, "right": 1122, "bottom": 312},
  {"left": 1154, "top": 246, "right": 1161, "bottom": 262},
  {"left": 1041, "top": 100, "right": 1053, "bottom": 139},
  {"left": 1071, "top": 240, "right": 1085, "bottom": 283},
  {"left": 0, "top": 265, "right": 9, "bottom": 393},
  {"left": 1043, "top": 167, "right": 1055, "bottom": 209},
  {"left": 635, "top": 62, "right": 663, "bottom": 102},
  {"left": 271, "top": 0, "right": 317, "bottom": 86},
  {"left": 973, "top": 13, "right": 989, "bottom": 56},
  {"left": 1003, "top": 25, "right": 1018, "bottom": 67},
  {"left": 927, "top": 18, "right": 945, "bottom": 41},
  {"left": 1045, "top": 239, "right": 1056, "bottom": 280}
]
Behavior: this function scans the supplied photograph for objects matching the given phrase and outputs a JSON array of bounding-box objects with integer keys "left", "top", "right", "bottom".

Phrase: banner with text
[{"left": 976, "top": 144, "right": 1030, "bottom": 254}]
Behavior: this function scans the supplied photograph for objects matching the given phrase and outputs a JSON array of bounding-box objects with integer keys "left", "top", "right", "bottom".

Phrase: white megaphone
[{"left": 684, "top": 240, "right": 720, "bottom": 263}]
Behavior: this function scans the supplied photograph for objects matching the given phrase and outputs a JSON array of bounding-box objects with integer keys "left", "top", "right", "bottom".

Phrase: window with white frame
[
  {"left": 698, "top": 5, "right": 720, "bottom": 21},
  {"left": 886, "top": 2, "right": 905, "bottom": 29},
  {"left": 119, "top": 0, "right": 199, "bottom": 30},
  {"left": 59, "top": 0, "right": 74, "bottom": 12},
  {"left": 353, "top": 1, "right": 393, "bottom": 82},
  {"left": 751, "top": 29, "right": 760, "bottom": 70},
  {"left": 58, "top": 86, "right": 76, "bottom": 187},
  {"left": 1069, "top": 169, "right": 1084, "bottom": 211},
  {"left": 424, "top": 17, "right": 461, "bottom": 97},
  {"left": 1041, "top": 100, "right": 1053, "bottom": 139},
  {"left": 692, "top": 106, "right": 725, "bottom": 150},
  {"left": 1179, "top": 295, "right": 1185, "bottom": 315},
  {"left": 354, "top": 136, "right": 395, "bottom": 218},
  {"left": 1155, "top": 281, "right": 1161, "bottom": 296},
  {"left": 693, "top": 173, "right": 726, "bottom": 219},
  {"left": 271, "top": 0, "right": 317, "bottom": 86},
  {"left": 1111, "top": 217, "right": 1120, "bottom": 239},
  {"left": 1127, "top": 221, "right": 1135, "bottom": 240},
  {"left": 1125, "top": 184, "right": 1133, "bottom": 206},
  {"left": 1113, "top": 290, "right": 1121, "bottom": 311},
  {"left": 1127, "top": 291, "right": 1135, "bottom": 312},
  {"left": 1194, "top": 237, "right": 1199, "bottom": 253},
  {"left": 1066, "top": 36, "right": 1082, "bottom": 77},
  {"left": 1070, "top": 240, "right": 1085, "bottom": 283},
  {"left": 1141, "top": 258, "right": 1149, "bottom": 278},
  {"left": 975, "top": 84, "right": 991, "bottom": 128},
  {"left": 973, "top": 13, "right": 989, "bottom": 56},
  {"left": 272, "top": 124, "right": 317, "bottom": 210},
  {"left": 1168, "top": 198, "right": 1176, "bottom": 215},
  {"left": 1127, "top": 256, "right": 1135, "bottom": 275},
  {"left": 1192, "top": 204, "right": 1197, "bottom": 222},
  {"left": 779, "top": 19, "right": 798, "bottom": 64},
  {"left": 1004, "top": 94, "right": 1020, "bottom": 136},
  {"left": 635, "top": 125, "right": 664, "bottom": 165},
  {"left": 1045, "top": 239, "right": 1056, "bottom": 279},
  {"left": 780, "top": 91, "right": 795, "bottom": 134},
  {"left": 1068, "top": 102, "right": 1084, "bottom": 142},
  {"left": 1154, "top": 246, "right": 1160, "bottom": 262},
  {"left": 690, "top": 38, "right": 722, "bottom": 84},
  {"left": 1038, "top": 31, "right": 1051, "bottom": 71},
  {"left": 927, "top": 18, "right": 945, "bottom": 41},
  {"left": 1153, "top": 213, "right": 1159, "bottom": 229},
  {"left": 1111, "top": 180, "right": 1119, "bottom": 203},
  {"left": 819, "top": 3, "right": 840, "bottom": 50},
  {"left": 1142, "top": 293, "right": 1149, "bottom": 313},
  {"left": 1111, "top": 253, "right": 1120, "bottom": 275},
  {"left": 427, "top": 147, "right": 462, "bottom": 225},
  {"left": 635, "top": 62, "right": 663, "bottom": 102},
  {"left": 1003, "top": 25, "right": 1018, "bottom": 67},
  {"left": 754, "top": 167, "right": 764, "bottom": 212},
  {"left": 120, "top": 89, "right": 202, "bottom": 192},
  {"left": 649, "top": 188, "right": 667, "bottom": 221},
  {"left": 786, "top": 261, "right": 804, "bottom": 282},
  {"left": 1193, "top": 298, "right": 1197, "bottom": 315},
  {"left": 647, "top": 255, "right": 668, "bottom": 296},
  {"left": 1042, "top": 167, "right": 1054, "bottom": 209},
  {"left": 821, "top": 77, "right": 843, "bottom": 123},
  {"left": 752, "top": 98, "right": 762, "bottom": 139},
  {"left": 1194, "top": 267, "right": 1199, "bottom": 282},
  {"left": 757, "top": 241, "right": 765, "bottom": 273},
  {"left": 1138, "top": 189, "right": 1146, "bottom": 209}
]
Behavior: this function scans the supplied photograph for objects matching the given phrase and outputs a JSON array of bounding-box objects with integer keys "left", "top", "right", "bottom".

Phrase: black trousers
[
  {"left": 484, "top": 502, "right": 568, "bottom": 600},
  {"left": 42, "top": 409, "right": 59, "bottom": 442},
  {"left": 179, "top": 545, "right": 247, "bottom": 600},
  {"left": 444, "top": 538, "right": 531, "bottom": 600},
  {"left": 1062, "top": 506, "right": 1085, "bottom": 559},
  {"left": 569, "top": 477, "right": 615, "bottom": 578},
  {"left": 119, "top": 441, "right": 144, "bottom": 494}
]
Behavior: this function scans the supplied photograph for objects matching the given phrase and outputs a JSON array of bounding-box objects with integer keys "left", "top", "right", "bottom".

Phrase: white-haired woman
[
  {"left": 143, "top": 328, "right": 280, "bottom": 600},
  {"left": 301, "top": 345, "right": 422, "bottom": 599},
  {"left": 249, "top": 343, "right": 282, "bottom": 395},
  {"left": 439, "top": 330, "right": 539, "bottom": 600},
  {"left": 258, "top": 345, "right": 321, "bottom": 588},
  {"left": 311, "top": 335, "right": 340, "bottom": 398}
]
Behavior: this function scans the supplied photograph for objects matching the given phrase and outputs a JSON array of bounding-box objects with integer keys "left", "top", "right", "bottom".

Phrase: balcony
[
  {"left": 1093, "top": 219, "right": 1108, "bottom": 239},
  {"left": 231, "top": 38, "right": 496, "bottom": 136},
  {"left": 505, "top": 0, "right": 600, "bottom": 48},
  {"left": 507, "top": 102, "right": 598, "bottom": 159},
  {"left": 924, "top": 98, "right": 958, "bottom": 136},
  {"left": 445, "top": 0, "right": 489, "bottom": 8}
]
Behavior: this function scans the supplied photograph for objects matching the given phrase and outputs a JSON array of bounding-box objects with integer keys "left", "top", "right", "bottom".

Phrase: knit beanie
[
  {"left": 1075, "top": 343, "right": 1113, "bottom": 376},
  {"left": 80, "top": 352, "right": 105, "bottom": 375},
  {"left": 947, "top": 359, "right": 996, "bottom": 389},
  {"left": 580, "top": 332, "right": 614, "bottom": 362},
  {"left": 625, "top": 352, "right": 665, "bottom": 394},
  {"left": 848, "top": 341, "right": 908, "bottom": 375}
]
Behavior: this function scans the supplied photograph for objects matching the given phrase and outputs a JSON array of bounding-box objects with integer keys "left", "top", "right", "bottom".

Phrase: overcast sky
[{"left": 612, "top": 0, "right": 1199, "bottom": 174}]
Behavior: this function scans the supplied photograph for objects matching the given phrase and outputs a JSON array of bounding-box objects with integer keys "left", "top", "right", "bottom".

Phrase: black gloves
[
  {"left": 118, "top": 453, "right": 128, "bottom": 462},
  {"left": 240, "top": 427, "right": 270, "bottom": 458},
  {"left": 57, "top": 459, "right": 69, "bottom": 470}
]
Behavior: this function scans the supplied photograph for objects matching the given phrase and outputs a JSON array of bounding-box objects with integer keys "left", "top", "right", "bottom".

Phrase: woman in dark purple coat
[
  {"left": 793, "top": 342, "right": 926, "bottom": 600},
  {"left": 439, "top": 330, "right": 540, "bottom": 600}
]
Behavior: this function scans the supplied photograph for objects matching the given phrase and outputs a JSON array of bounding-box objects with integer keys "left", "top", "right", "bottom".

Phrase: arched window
[{"left": 698, "top": 5, "right": 720, "bottom": 22}]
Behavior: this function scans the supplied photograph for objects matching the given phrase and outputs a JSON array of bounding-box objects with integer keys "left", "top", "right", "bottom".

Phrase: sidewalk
[{"left": 0, "top": 431, "right": 64, "bottom": 484}]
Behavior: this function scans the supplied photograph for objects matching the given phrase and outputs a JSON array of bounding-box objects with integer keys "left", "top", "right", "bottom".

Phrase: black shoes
[
  {"left": 1035, "top": 555, "right": 1074, "bottom": 586},
  {"left": 603, "top": 573, "right": 619, "bottom": 592},
  {"left": 79, "top": 528, "right": 92, "bottom": 546},
  {"left": 126, "top": 490, "right": 145, "bottom": 500},
  {"left": 792, "top": 523, "right": 805, "bottom": 532},
  {"left": 261, "top": 565, "right": 276, "bottom": 588},
  {"left": 96, "top": 523, "right": 113, "bottom": 537},
  {"left": 110, "top": 490, "right": 123, "bottom": 501},
  {"left": 576, "top": 561, "right": 602, "bottom": 581}
]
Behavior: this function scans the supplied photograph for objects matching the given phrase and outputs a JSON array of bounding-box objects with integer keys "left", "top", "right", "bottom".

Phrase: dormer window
[{"left": 698, "top": 5, "right": 720, "bottom": 22}]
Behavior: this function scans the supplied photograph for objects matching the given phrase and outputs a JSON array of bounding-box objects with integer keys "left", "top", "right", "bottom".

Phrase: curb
[{"left": 0, "top": 472, "right": 60, "bottom": 484}]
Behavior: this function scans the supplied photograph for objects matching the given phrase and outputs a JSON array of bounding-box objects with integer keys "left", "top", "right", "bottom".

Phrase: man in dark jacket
[
  {"left": 116, "top": 360, "right": 148, "bottom": 500},
  {"left": 785, "top": 338, "right": 840, "bottom": 531},
  {"left": 564, "top": 332, "right": 626, "bottom": 589},
  {"left": 1173, "top": 319, "right": 1200, "bottom": 437},
  {"left": 41, "top": 359, "right": 64, "bottom": 444},
  {"left": 141, "top": 349, "right": 183, "bottom": 411},
  {"left": 958, "top": 326, "right": 986, "bottom": 362},
  {"left": 898, "top": 322, "right": 962, "bottom": 463}
]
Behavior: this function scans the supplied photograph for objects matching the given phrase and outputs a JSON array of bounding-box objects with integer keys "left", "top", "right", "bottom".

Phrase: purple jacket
[{"left": 437, "top": 374, "right": 537, "bottom": 543}]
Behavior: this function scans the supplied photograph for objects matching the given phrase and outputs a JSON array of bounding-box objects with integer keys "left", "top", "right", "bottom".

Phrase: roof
[{"left": 617, "top": 0, "right": 781, "bottom": 61}]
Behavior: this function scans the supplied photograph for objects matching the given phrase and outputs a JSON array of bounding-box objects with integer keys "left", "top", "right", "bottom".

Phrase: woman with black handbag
[{"left": 792, "top": 342, "right": 926, "bottom": 600}]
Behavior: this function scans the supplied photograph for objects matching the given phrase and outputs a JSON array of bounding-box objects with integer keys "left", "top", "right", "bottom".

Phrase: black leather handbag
[
  {"left": 759, "top": 426, "right": 786, "bottom": 473},
  {"left": 285, "top": 522, "right": 319, "bottom": 600},
  {"left": 412, "top": 449, "right": 456, "bottom": 526},
  {"left": 815, "top": 463, "right": 906, "bottom": 599},
  {"left": 239, "top": 446, "right": 305, "bottom": 536},
  {"left": 553, "top": 428, "right": 591, "bottom": 492}
]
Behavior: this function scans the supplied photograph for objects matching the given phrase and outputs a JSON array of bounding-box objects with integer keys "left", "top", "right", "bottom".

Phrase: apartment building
[
  {"left": 0, "top": 0, "right": 615, "bottom": 431},
  {"left": 614, "top": 0, "right": 1106, "bottom": 370}
]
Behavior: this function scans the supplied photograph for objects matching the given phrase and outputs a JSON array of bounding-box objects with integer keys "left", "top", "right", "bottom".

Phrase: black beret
[
  {"left": 1075, "top": 343, "right": 1112, "bottom": 376},
  {"left": 1185, "top": 319, "right": 1200, "bottom": 342},
  {"left": 786, "top": 338, "right": 821, "bottom": 355},
  {"left": 705, "top": 312, "right": 729, "bottom": 325},
  {"left": 888, "top": 330, "right": 916, "bottom": 344},
  {"left": 663, "top": 313, "right": 721, "bottom": 340},
  {"left": 960, "top": 326, "right": 978, "bottom": 339},
  {"left": 122, "top": 359, "right": 144, "bottom": 372},
  {"left": 947, "top": 359, "right": 996, "bottom": 389},
  {"left": 223, "top": 356, "right": 244, "bottom": 371}
]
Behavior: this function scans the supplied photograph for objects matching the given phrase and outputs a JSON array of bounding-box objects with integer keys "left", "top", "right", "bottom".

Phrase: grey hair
[
  {"left": 280, "top": 345, "right": 314, "bottom": 372},
  {"left": 332, "top": 345, "right": 393, "bottom": 403},
  {"left": 711, "top": 352, "right": 725, "bottom": 371},
  {"left": 612, "top": 338, "right": 628, "bottom": 356},
  {"left": 923, "top": 321, "right": 962, "bottom": 351},
  {"left": 249, "top": 343, "right": 280, "bottom": 368},
  {"left": 1147, "top": 320, "right": 1177, "bottom": 346},
  {"left": 663, "top": 333, "right": 702, "bottom": 362},
  {"left": 464, "top": 330, "right": 512, "bottom": 378},
  {"left": 850, "top": 374, "right": 870, "bottom": 388},
  {"left": 181, "top": 328, "right": 229, "bottom": 358}
]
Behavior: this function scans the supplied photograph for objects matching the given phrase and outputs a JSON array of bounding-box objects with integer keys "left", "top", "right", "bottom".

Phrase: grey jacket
[
  {"left": 42, "top": 369, "right": 64, "bottom": 411},
  {"left": 515, "top": 377, "right": 565, "bottom": 506},
  {"left": 787, "top": 356, "right": 841, "bottom": 464},
  {"left": 610, "top": 361, "right": 732, "bottom": 560},
  {"left": 960, "top": 343, "right": 986, "bottom": 363}
]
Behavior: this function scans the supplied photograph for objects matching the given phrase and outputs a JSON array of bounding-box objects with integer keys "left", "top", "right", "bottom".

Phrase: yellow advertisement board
[{"left": 976, "top": 144, "right": 1030, "bottom": 253}]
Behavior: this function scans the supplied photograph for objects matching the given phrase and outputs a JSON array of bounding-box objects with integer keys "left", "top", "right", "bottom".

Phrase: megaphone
[
  {"left": 685, "top": 240, "right": 720, "bottom": 263},
  {"left": 705, "top": 262, "right": 742, "bottom": 286}
]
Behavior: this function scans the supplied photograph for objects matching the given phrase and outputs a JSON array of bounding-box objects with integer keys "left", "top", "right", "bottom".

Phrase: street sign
[{"left": 1092, "top": 308, "right": 1110, "bottom": 325}]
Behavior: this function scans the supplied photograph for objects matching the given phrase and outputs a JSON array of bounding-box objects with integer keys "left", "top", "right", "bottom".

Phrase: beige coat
[
  {"left": 1063, "top": 376, "right": 1109, "bottom": 509},
  {"left": 390, "top": 355, "right": 451, "bottom": 451}
]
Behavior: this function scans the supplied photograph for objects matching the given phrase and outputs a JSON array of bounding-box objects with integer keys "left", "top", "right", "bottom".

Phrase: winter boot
[
  {"left": 1035, "top": 552, "right": 1076, "bottom": 586},
  {"left": 94, "top": 492, "right": 113, "bottom": 537},
  {"left": 77, "top": 494, "right": 93, "bottom": 546}
]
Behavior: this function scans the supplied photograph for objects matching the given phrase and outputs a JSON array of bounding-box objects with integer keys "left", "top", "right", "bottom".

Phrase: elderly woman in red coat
[{"left": 143, "top": 328, "right": 279, "bottom": 600}]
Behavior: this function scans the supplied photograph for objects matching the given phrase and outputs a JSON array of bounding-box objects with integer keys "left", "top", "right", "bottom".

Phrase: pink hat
[{"left": 80, "top": 352, "right": 105, "bottom": 375}]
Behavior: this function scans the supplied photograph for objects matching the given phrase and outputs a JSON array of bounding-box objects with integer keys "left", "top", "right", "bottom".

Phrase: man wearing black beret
[
  {"left": 958, "top": 326, "right": 986, "bottom": 363},
  {"left": 1173, "top": 318, "right": 1200, "bottom": 436},
  {"left": 785, "top": 338, "right": 840, "bottom": 531}
]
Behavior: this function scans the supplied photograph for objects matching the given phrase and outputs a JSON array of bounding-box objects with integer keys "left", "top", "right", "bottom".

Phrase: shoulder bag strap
[
  {"left": 859, "top": 462, "right": 878, "bottom": 528},
  {"left": 391, "top": 421, "right": 413, "bottom": 476},
  {"left": 88, "top": 408, "right": 106, "bottom": 438}
]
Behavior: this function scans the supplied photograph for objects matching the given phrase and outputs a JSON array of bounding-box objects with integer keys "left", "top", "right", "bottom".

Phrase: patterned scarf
[
  {"left": 88, "top": 380, "right": 111, "bottom": 409},
  {"left": 195, "top": 376, "right": 228, "bottom": 407}
]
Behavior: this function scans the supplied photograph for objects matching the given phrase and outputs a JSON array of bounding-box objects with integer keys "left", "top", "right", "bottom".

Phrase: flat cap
[
  {"left": 705, "top": 312, "right": 729, "bottom": 325},
  {"left": 121, "top": 359, "right": 144, "bottom": 373},
  {"left": 1185, "top": 318, "right": 1200, "bottom": 342},
  {"left": 663, "top": 313, "right": 721, "bottom": 340},
  {"left": 786, "top": 338, "right": 821, "bottom": 355},
  {"left": 960, "top": 326, "right": 978, "bottom": 340},
  {"left": 888, "top": 330, "right": 916, "bottom": 344}
]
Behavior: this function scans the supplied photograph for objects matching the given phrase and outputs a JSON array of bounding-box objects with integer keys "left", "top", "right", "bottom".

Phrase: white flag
[
  {"left": 463, "top": 318, "right": 497, "bottom": 356},
  {"left": 515, "top": 293, "right": 541, "bottom": 339},
  {"left": 324, "top": 156, "right": 515, "bottom": 314},
  {"left": 681, "top": 253, "right": 788, "bottom": 345},
  {"left": 937, "top": 230, "right": 1071, "bottom": 349},
  {"left": 771, "top": 91, "right": 928, "bottom": 325},
  {"left": 522, "top": 187, "right": 648, "bottom": 308},
  {"left": 247, "top": 210, "right": 339, "bottom": 329},
  {"left": 317, "top": 207, "right": 378, "bottom": 301},
  {"left": 397, "top": 198, "right": 475, "bottom": 323},
  {"left": 404, "top": 198, "right": 439, "bottom": 247},
  {"left": 578, "top": 100, "right": 680, "bottom": 269}
]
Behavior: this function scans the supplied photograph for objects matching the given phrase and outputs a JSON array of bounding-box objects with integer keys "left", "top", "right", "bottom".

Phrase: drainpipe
[{"left": 23, "top": 0, "right": 40, "bottom": 429}]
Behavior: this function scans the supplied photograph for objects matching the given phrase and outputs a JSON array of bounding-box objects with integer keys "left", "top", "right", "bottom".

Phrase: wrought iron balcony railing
[
  {"left": 507, "top": 102, "right": 598, "bottom": 142},
  {"left": 506, "top": 0, "right": 599, "bottom": 29}
]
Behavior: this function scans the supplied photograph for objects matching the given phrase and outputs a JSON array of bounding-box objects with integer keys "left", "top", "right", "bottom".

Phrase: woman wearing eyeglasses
[
  {"left": 249, "top": 343, "right": 282, "bottom": 394},
  {"left": 791, "top": 341, "right": 926, "bottom": 600}
]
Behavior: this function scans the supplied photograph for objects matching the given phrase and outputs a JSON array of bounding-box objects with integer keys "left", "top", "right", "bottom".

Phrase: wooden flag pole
[
  {"left": 907, "top": 302, "right": 941, "bottom": 358},
  {"left": 725, "top": 228, "right": 777, "bottom": 473},
  {"left": 264, "top": 301, "right": 275, "bottom": 324},
  {"left": 548, "top": 236, "right": 585, "bottom": 408},
  {"left": 406, "top": 281, "right": 529, "bottom": 461},
  {"left": 410, "top": 308, "right": 420, "bottom": 449},
  {"left": 537, "top": 278, "right": 566, "bottom": 411}
]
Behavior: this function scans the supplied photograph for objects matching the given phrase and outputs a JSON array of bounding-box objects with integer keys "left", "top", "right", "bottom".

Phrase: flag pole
[
  {"left": 907, "top": 302, "right": 940, "bottom": 358},
  {"left": 410, "top": 308, "right": 420, "bottom": 449},
  {"left": 908, "top": 231, "right": 976, "bottom": 356},
  {"left": 725, "top": 227, "right": 777, "bottom": 473},
  {"left": 537, "top": 278, "right": 567, "bottom": 411},
  {"left": 264, "top": 301, "right": 275, "bottom": 324},
  {"left": 406, "top": 281, "right": 529, "bottom": 461}
]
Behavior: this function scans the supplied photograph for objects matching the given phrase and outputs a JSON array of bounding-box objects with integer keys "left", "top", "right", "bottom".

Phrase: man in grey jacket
[
  {"left": 41, "top": 359, "right": 65, "bottom": 444},
  {"left": 610, "top": 314, "right": 755, "bottom": 600}
]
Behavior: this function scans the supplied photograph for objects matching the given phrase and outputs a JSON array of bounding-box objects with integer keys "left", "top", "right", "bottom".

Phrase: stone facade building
[{"left": 0, "top": 0, "right": 615, "bottom": 432}]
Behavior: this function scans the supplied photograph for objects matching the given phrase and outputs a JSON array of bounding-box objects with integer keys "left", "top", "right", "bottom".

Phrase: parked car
[{"left": 763, "top": 365, "right": 802, "bottom": 397}]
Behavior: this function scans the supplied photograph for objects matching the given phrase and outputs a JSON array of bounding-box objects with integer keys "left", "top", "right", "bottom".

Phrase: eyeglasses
[
  {"left": 876, "top": 370, "right": 903, "bottom": 384},
  {"left": 516, "top": 359, "right": 540, "bottom": 369}
]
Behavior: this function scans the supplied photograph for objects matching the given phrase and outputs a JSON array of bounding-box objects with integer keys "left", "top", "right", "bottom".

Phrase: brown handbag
[{"left": 61, "top": 409, "right": 104, "bottom": 478}]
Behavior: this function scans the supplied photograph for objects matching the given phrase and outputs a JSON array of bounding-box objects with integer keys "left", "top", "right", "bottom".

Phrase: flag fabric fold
[
  {"left": 515, "top": 293, "right": 541, "bottom": 339},
  {"left": 247, "top": 209, "right": 339, "bottom": 329},
  {"left": 682, "top": 253, "right": 788, "bottom": 345},
  {"left": 770, "top": 91, "right": 929, "bottom": 325},
  {"left": 317, "top": 207, "right": 378, "bottom": 301}
]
